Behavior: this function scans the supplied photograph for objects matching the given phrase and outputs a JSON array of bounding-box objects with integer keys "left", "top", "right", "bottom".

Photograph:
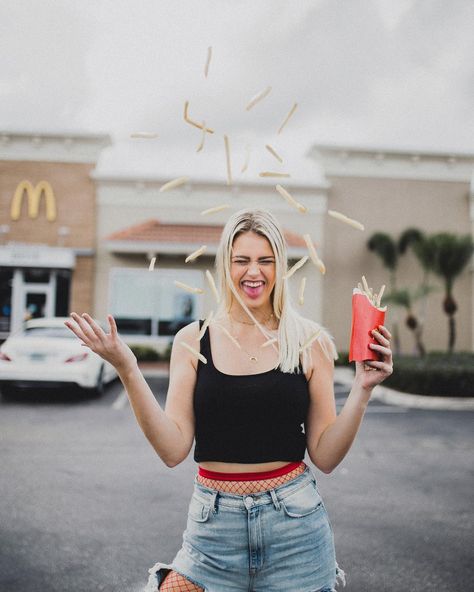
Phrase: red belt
[{"left": 198, "top": 461, "right": 304, "bottom": 481}]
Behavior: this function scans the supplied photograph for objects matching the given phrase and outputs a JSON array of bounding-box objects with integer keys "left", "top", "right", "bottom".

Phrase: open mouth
[{"left": 241, "top": 280, "right": 265, "bottom": 299}]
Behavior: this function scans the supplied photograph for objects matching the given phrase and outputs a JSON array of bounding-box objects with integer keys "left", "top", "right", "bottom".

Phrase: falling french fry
[
  {"left": 246, "top": 86, "right": 272, "bottom": 111},
  {"left": 224, "top": 135, "right": 232, "bottom": 185},
  {"left": 275, "top": 185, "right": 307, "bottom": 213},
  {"left": 206, "top": 270, "right": 220, "bottom": 303},
  {"left": 148, "top": 257, "right": 156, "bottom": 271},
  {"left": 299, "top": 329, "right": 322, "bottom": 352},
  {"left": 259, "top": 171, "right": 291, "bottom": 178},
  {"left": 174, "top": 280, "right": 204, "bottom": 294},
  {"left": 265, "top": 144, "right": 283, "bottom": 164},
  {"left": 185, "top": 245, "right": 207, "bottom": 263},
  {"left": 130, "top": 132, "right": 158, "bottom": 139},
  {"left": 303, "top": 234, "right": 326, "bottom": 275},
  {"left": 204, "top": 46, "right": 212, "bottom": 78},
  {"left": 277, "top": 102, "right": 298, "bottom": 134},
  {"left": 183, "top": 101, "right": 214, "bottom": 134},
  {"left": 180, "top": 341, "right": 207, "bottom": 364},
  {"left": 328, "top": 210, "right": 365, "bottom": 231},
  {"left": 215, "top": 322, "right": 241, "bottom": 349},
  {"left": 261, "top": 337, "right": 278, "bottom": 348},
  {"left": 196, "top": 121, "right": 206, "bottom": 152},
  {"left": 159, "top": 177, "right": 189, "bottom": 192},
  {"left": 298, "top": 277, "right": 306, "bottom": 306},
  {"left": 284, "top": 256, "right": 309, "bottom": 280},
  {"left": 200, "top": 204, "right": 231, "bottom": 216},
  {"left": 197, "top": 311, "right": 214, "bottom": 341}
]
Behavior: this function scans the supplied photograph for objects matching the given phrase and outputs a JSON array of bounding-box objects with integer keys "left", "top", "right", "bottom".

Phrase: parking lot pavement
[{"left": 1, "top": 375, "right": 472, "bottom": 591}]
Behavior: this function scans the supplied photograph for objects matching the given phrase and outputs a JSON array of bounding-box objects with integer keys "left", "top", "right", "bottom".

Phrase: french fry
[
  {"left": 283, "top": 256, "right": 309, "bottom": 280},
  {"left": 174, "top": 280, "right": 204, "bottom": 294},
  {"left": 241, "top": 145, "right": 250, "bottom": 173},
  {"left": 265, "top": 144, "right": 283, "bottom": 164},
  {"left": 303, "top": 234, "right": 326, "bottom": 275},
  {"left": 328, "top": 210, "right": 365, "bottom": 231},
  {"left": 261, "top": 338, "right": 278, "bottom": 348},
  {"left": 180, "top": 341, "right": 207, "bottom": 364},
  {"left": 200, "top": 204, "right": 231, "bottom": 216},
  {"left": 259, "top": 171, "right": 291, "bottom": 178},
  {"left": 130, "top": 132, "right": 158, "bottom": 139},
  {"left": 185, "top": 245, "right": 207, "bottom": 263},
  {"left": 298, "top": 276, "right": 306, "bottom": 306},
  {"left": 148, "top": 257, "right": 156, "bottom": 271},
  {"left": 277, "top": 102, "right": 298, "bottom": 134},
  {"left": 224, "top": 135, "right": 232, "bottom": 186},
  {"left": 206, "top": 270, "right": 220, "bottom": 304},
  {"left": 299, "top": 329, "right": 322, "bottom": 352},
  {"left": 204, "top": 46, "right": 212, "bottom": 78},
  {"left": 159, "top": 177, "right": 189, "bottom": 192},
  {"left": 246, "top": 86, "right": 272, "bottom": 111},
  {"left": 197, "top": 311, "right": 214, "bottom": 341},
  {"left": 215, "top": 322, "right": 241, "bottom": 349},
  {"left": 361, "top": 275, "right": 370, "bottom": 296},
  {"left": 196, "top": 121, "right": 206, "bottom": 152},
  {"left": 183, "top": 101, "right": 214, "bottom": 134},
  {"left": 358, "top": 282, "right": 363, "bottom": 292},
  {"left": 275, "top": 185, "right": 307, "bottom": 213},
  {"left": 376, "top": 284, "right": 386, "bottom": 308}
]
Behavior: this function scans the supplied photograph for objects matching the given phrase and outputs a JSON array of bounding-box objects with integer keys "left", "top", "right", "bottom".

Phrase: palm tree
[
  {"left": 428, "top": 233, "right": 474, "bottom": 353},
  {"left": 398, "top": 228, "right": 439, "bottom": 354},
  {"left": 367, "top": 233, "right": 401, "bottom": 354},
  {"left": 382, "top": 285, "right": 439, "bottom": 356}
]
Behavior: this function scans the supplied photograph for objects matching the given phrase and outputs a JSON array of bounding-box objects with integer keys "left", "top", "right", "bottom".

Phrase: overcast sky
[{"left": 1, "top": 0, "right": 473, "bottom": 180}]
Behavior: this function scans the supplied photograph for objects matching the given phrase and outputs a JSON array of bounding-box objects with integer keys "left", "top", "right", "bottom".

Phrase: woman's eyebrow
[{"left": 232, "top": 255, "right": 275, "bottom": 260}]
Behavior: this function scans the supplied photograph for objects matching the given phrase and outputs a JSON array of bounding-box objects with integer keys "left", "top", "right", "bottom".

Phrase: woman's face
[{"left": 229, "top": 231, "right": 276, "bottom": 309}]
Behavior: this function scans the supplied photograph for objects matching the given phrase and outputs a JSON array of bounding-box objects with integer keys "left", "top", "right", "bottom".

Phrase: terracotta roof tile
[{"left": 105, "top": 219, "right": 306, "bottom": 248}]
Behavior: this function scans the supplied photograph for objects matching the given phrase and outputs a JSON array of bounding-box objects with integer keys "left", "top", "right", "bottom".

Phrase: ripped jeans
[{"left": 145, "top": 466, "right": 346, "bottom": 591}]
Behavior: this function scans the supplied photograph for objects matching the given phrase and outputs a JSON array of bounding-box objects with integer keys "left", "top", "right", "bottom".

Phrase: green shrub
[
  {"left": 336, "top": 351, "right": 474, "bottom": 397},
  {"left": 129, "top": 345, "right": 161, "bottom": 362}
]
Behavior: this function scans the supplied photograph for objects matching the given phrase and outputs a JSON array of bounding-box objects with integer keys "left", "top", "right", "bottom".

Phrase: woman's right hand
[{"left": 64, "top": 312, "right": 137, "bottom": 374}]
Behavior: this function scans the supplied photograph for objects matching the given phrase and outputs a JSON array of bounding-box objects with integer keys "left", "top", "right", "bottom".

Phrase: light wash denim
[{"left": 145, "top": 466, "right": 346, "bottom": 592}]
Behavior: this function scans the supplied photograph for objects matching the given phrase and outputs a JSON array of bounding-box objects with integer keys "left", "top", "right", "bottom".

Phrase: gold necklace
[{"left": 228, "top": 315, "right": 273, "bottom": 363}]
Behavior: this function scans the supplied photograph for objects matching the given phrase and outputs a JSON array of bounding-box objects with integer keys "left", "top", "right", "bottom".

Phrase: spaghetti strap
[{"left": 197, "top": 319, "right": 212, "bottom": 370}]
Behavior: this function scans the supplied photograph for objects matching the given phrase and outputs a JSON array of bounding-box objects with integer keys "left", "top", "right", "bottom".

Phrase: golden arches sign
[{"left": 10, "top": 180, "right": 57, "bottom": 222}]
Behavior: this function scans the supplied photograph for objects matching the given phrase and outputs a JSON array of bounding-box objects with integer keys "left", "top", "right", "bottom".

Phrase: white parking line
[{"left": 112, "top": 389, "right": 129, "bottom": 410}]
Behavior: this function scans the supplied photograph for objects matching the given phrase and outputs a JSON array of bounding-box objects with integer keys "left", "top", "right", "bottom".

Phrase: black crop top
[{"left": 193, "top": 320, "right": 310, "bottom": 463}]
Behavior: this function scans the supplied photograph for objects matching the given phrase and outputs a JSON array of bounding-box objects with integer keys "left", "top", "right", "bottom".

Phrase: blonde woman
[{"left": 65, "top": 208, "right": 393, "bottom": 592}]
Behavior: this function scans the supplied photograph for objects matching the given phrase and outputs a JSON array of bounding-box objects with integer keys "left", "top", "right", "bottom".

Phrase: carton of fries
[{"left": 349, "top": 288, "right": 387, "bottom": 362}]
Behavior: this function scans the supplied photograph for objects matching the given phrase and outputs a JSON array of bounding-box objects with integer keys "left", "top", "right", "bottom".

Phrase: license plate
[{"left": 29, "top": 353, "right": 47, "bottom": 361}]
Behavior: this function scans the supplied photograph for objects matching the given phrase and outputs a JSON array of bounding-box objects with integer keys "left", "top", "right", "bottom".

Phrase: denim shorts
[{"left": 145, "top": 465, "right": 346, "bottom": 592}]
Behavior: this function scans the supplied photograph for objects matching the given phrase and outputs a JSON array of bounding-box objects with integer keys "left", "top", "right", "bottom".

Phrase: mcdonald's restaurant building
[{"left": 0, "top": 132, "right": 110, "bottom": 339}]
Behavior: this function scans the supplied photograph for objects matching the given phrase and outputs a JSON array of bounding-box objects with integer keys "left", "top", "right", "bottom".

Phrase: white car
[{"left": 0, "top": 317, "right": 117, "bottom": 397}]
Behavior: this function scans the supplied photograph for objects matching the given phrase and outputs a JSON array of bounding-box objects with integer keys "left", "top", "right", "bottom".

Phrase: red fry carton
[{"left": 349, "top": 289, "right": 387, "bottom": 362}]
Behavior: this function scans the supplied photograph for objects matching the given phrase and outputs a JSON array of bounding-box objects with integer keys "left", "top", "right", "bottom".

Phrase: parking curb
[{"left": 334, "top": 367, "right": 474, "bottom": 411}]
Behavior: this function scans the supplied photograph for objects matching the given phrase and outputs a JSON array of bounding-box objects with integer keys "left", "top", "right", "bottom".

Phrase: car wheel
[{"left": 87, "top": 365, "right": 105, "bottom": 399}]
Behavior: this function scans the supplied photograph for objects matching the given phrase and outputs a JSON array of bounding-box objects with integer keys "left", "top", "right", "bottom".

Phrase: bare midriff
[{"left": 198, "top": 460, "right": 293, "bottom": 473}]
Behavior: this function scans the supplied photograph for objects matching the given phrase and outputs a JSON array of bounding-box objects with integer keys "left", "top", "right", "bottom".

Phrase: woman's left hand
[{"left": 354, "top": 325, "right": 393, "bottom": 391}]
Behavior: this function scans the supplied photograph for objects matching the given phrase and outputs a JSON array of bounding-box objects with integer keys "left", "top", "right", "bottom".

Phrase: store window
[{"left": 109, "top": 268, "right": 203, "bottom": 337}]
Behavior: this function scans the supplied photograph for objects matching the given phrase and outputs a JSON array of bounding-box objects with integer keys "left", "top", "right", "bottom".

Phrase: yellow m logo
[{"left": 10, "top": 180, "right": 57, "bottom": 222}]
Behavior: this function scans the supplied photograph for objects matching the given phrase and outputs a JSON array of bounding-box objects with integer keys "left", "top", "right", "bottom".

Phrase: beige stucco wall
[{"left": 322, "top": 176, "right": 472, "bottom": 355}]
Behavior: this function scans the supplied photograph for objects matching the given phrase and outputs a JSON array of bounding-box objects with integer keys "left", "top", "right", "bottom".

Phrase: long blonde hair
[{"left": 213, "top": 208, "right": 338, "bottom": 374}]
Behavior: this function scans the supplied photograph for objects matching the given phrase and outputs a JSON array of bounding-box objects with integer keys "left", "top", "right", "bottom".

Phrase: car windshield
[{"left": 23, "top": 327, "right": 74, "bottom": 339}]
